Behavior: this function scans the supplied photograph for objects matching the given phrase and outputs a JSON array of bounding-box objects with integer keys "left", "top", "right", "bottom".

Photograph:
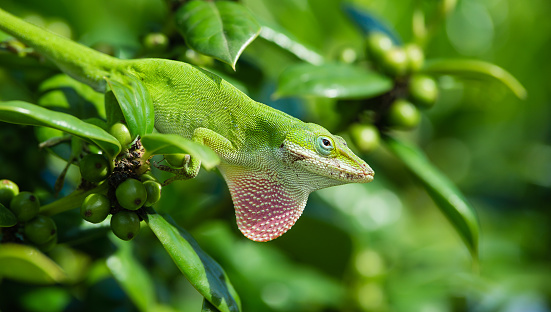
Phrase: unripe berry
[
  {"left": 338, "top": 47, "right": 358, "bottom": 64},
  {"left": 184, "top": 49, "right": 214, "bottom": 67},
  {"left": 109, "top": 122, "right": 133, "bottom": 147},
  {"left": 143, "top": 33, "right": 169, "bottom": 52},
  {"left": 111, "top": 211, "right": 140, "bottom": 241},
  {"left": 139, "top": 173, "right": 158, "bottom": 182},
  {"left": 81, "top": 193, "right": 110, "bottom": 224},
  {"left": 405, "top": 43, "right": 424, "bottom": 72},
  {"left": 409, "top": 75, "right": 438, "bottom": 108},
  {"left": 38, "top": 235, "right": 58, "bottom": 252},
  {"left": 9, "top": 191, "right": 40, "bottom": 222},
  {"left": 386, "top": 99, "right": 421, "bottom": 130},
  {"left": 381, "top": 48, "right": 408, "bottom": 77},
  {"left": 0, "top": 179, "right": 19, "bottom": 206},
  {"left": 366, "top": 32, "right": 393, "bottom": 60},
  {"left": 46, "top": 20, "right": 72, "bottom": 39},
  {"left": 24, "top": 215, "right": 57, "bottom": 245},
  {"left": 349, "top": 124, "right": 381, "bottom": 153},
  {"left": 143, "top": 181, "right": 162, "bottom": 206},
  {"left": 164, "top": 154, "right": 188, "bottom": 169},
  {"left": 80, "top": 154, "right": 110, "bottom": 183},
  {"left": 115, "top": 179, "right": 147, "bottom": 211}
]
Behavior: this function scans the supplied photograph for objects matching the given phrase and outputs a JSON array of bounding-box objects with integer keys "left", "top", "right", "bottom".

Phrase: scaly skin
[{"left": 0, "top": 8, "right": 374, "bottom": 241}]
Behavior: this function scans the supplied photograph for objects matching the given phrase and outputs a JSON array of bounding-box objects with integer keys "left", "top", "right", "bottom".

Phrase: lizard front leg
[{"left": 156, "top": 127, "right": 235, "bottom": 185}]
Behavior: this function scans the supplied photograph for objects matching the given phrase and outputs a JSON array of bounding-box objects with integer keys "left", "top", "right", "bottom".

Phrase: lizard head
[
  {"left": 280, "top": 123, "right": 374, "bottom": 190},
  {"left": 222, "top": 122, "right": 375, "bottom": 242}
]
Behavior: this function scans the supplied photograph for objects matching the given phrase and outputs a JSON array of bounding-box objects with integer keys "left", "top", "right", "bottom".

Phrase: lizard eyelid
[{"left": 316, "top": 136, "right": 334, "bottom": 156}]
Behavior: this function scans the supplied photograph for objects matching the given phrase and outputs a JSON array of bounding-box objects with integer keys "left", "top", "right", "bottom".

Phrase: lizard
[{"left": 0, "top": 7, "right": 374, "bottom": 242}]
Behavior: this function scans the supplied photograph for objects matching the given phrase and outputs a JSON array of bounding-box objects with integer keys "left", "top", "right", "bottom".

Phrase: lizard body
[{"left": 0, "top": 8, "right": 374, "bottom": 241}]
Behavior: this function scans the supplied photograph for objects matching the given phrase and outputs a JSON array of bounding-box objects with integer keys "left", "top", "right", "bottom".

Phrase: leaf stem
[
  {"left": 40, "top": 183, "right": 109, "bottom": 216},
  {"left": 423, "top": 59, "right": 527, "bottom": 100}
]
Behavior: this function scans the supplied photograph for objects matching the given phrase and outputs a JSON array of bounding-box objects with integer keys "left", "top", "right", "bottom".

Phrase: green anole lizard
[{"left": 0, "top": 8, "right": 374, "bottom": 242}]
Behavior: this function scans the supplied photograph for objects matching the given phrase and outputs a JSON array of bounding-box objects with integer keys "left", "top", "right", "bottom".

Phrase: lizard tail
[{"left": 0, "top": 7, "right": 122, "bottom": 92}]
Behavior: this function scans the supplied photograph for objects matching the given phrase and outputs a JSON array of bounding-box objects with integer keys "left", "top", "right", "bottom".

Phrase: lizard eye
[{"left": 316, "top": 136, "right": 334, "bottom": 156}]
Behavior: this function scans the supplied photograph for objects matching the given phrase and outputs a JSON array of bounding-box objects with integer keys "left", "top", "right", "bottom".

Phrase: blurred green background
[{"left": 0, "top": 0, "right": 550, "bottom": 311}]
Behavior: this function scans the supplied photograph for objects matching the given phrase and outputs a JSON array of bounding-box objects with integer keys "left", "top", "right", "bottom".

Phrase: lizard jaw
[{"left": 282, "top": 141, "right": 374, "bottom": 184}]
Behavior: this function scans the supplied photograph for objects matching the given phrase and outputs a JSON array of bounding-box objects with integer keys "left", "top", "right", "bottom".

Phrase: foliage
[{"left": 1, "top": 0, "right": 550, "bottom": 311}]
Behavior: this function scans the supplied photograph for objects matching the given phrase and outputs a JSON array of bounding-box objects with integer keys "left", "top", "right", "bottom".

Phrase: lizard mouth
[
  {"left": 321, "top": 157, "right": 374, "bottom": 183},
  {"left": 283, "top": 141, "right": 374, "bottom": 183}
]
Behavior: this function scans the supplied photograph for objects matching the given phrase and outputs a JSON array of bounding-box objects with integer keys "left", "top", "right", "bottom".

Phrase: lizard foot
[{"left": 153, "top": 155, "right": 200, "bottom": 186}]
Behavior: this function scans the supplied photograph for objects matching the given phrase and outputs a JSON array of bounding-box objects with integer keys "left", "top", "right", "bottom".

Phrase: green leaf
[
  {"left": 20, "top": 287, "right": 71, "bottom": 312},
  {"left": 175, "top": 0, "right": 261, "bottom": 69},
  {"left": 144, "top": 208, "right": 241, "bottom": 312},
  {"left": 0, "top": 243, "right": 67, "bottom": 284},
  {"left": 383, "top": 136, "right": 479, "bottom": 258},
  {"left": 0, "top": 203, "right": 17, "bottom": 227},
  {"left": 38, "top": 73, "right": 106, "bottom": 119},
  {"left": 107, "top": 237, "right": 157, "bottom": 312},
  {"left": 423, "top": 59, "right": 527, "bottom": 100},
  {"left": 141, "top": 133, "right": 220, "bottom": 170},
  {"left": 0, "top": 101, "right": 121, "bottom": 159},
  {"left": 105, "top": 74, "right": 155, "bottom": 138},
  {"left": 276, "top": 63, "right": 393, "bottom": 99},
  {"left": 257, "top": 19, "right": 324, "bottom": 65},
  {"left": 202, "top": 298, "right": 221, "bottom": 312},
  {"left": 105, "top": 90, "right": 126, "bottom": 127}
]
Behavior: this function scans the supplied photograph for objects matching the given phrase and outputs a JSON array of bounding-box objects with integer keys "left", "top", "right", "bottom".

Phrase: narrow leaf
[
  {"left": 105, "top": 90, "right": 126, "bottom": 127},
  {"left": 175, "top": 0, "right": 260, "bottom": 69},
  {"left": 141, "top": 133, "right": 220, "bottom": 170},
  {"left": 144, "top": 208, "right": 241, "bottom": 312},
  {"left": 38, "top": 73, "right": 106, "bottom": 119},
  {"left": 423, "top": 59, "right": 527, "bottom": 99},
  {"left": 37, "top": 74, "right": 105, "bottom": 119},
  {"left": 0, "top": 204, "right": 17, "bottom": 227},
  {"left": 343, "top": 4, "right": 402, "bottom": 44},
  {"left": 105, "top": 74, "right": 155, "bottom": 138},
  {"left": 107, "top": 237, "right": 157, "bottom": 312},
  {"left": 202, "top": 298, "right": 221, "bottom": 312},
  {"left": 384, "top": 136, "right": 479, "bottom": 258},
  {"left": 258, "top": 19, "right": 324, "bottom": 65},
  {"left": 0, "top": 243, "right": 66, "bottom": 284},
  {"left": 276, "top": 63, "right": 393, "bottom": 99},
  {"left": 0, "top": 101, "right": 120, "bottom": 159}
]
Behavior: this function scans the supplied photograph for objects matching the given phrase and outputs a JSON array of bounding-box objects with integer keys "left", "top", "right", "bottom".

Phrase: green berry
[
  {"left": 9, "top": 191, "right": 40, "bottom": 222},
  {"left": 24, "top": 215, "right": 57, "bottom": 245},
  {"left": 115, "top": 179, "right": 147, "bottom": 211},
  {"left": 409, "top": 75, "right": 438, "bottom": 108},
  {"left": 81, "top": 193, "right": 111, "bottom": 223},
  {"left": 80, "top": 154, "right": 110, "bottom": 183},
  {"left": 0, "top": 179, "right": 19, "bottom": 206},
  {"left": 338, "top": 47, "right": 358, "bottom": 64},
  {"left": 381, "top": 47, "right": 408, "bottom": 77},
  {"left": 111, "top": 211, "right": 140, "bottom": 241},
  {"left": 0, "top": 203, "right": 17, "bottom": 227},
  {"left": 366, "top": 32, "right": 393, "bottom": 60},
  {"left": 143, "top": 181, "right": 162, "bottom": 206},
  {"left": 143, "top": 33, "right": 169, "bottom": 52},
  {"left": 184, "top": 49, "right": 214, "bottom": 67},
  {"left": 164, "top": 154, "right": 187, "bottom": 168},
  {"left": 109, "top": 122, "right": 133, "bottom": 147},
  {"left": 46, "top": 20, "right": 72, "bottom": 39},
  {"left": 387, "top": 99, "right": 421, "bottom": 130},
  {"left": 405, "top": 43, "right": 424, "bottom": 72},
  {"left": 38, "top": 234, "right": 58, "bottom": 252},
  {"left": 139, "top": 173, "right": 158, "bottom": 182},
  {"left": 349, "top": 124, "right": 381, "bottom": 153}
]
